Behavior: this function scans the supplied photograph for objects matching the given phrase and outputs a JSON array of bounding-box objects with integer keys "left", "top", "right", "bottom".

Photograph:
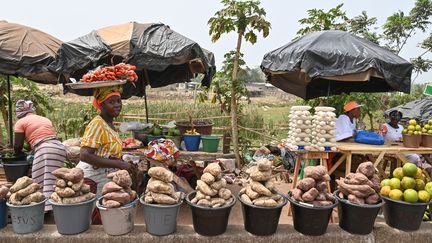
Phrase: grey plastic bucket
[
  {"left": 7, "top": 198, "right": 47, "bottom": 234},
  {"left": 96, "top": 197, "right": 138, "bottom": 236},
  {"left": 50, "top": 197, "right": 96, "bottom": 235},
  {"left": 140, "top": 195, "right": 183, "bottom": 236}
]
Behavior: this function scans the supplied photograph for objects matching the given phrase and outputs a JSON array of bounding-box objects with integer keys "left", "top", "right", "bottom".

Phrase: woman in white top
[{"left": 335, "top": 101, "right": 362, "bottom": 141}]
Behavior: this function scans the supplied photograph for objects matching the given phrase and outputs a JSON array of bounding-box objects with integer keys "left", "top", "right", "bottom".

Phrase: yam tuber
[
  {"left": 291, "top": 188, "right": 303, "bottom": 202},
  {"left": 111, "top": 170, "right": 132, "bottom": 188},
  {"left": 55, "top": 186, "right": 75, "bottom": 198},
  {"left": 297, "top": 178, "right": 315, "bottom": 191},
  {"left": 104, "top": 191, "right": 131, "bottom": 205},
  {"left": 71, "top": 180, "right": 84, "bottom": 192},
  {"left": 249, "top": 166, "right": 272, "bottom": 182},
  {"left": 312, "top": 200, "right": 334, "bottom": 207},
  {"left": 315, "top": 193, "right": 327, "bottom": 201},
  {"left": 21, "top": 192, "right": 45, "bottom": 205},
  {"left": 151, "top": 192, "right": 177, "bottom": 205},
  {"left": 197, "top": 199, "right": 212, "bottom": 207},
  {"left": 147, "top": 178, "right": 175, "bottom": 195},
  {"left": 304, "top": 166, "right": 327, "bottom": 180},
  {"left": 365, "top": 193, "right": 380, "bottom": 204},
  {"left": 9, "top": 193, "right": 22, "bottom": 205},
  {"left": 16, "top": 183, "right": 40, "bottom": 197},
  {"left": 370, "top": 174, "right": 381, "bottom": 193},
  {"left": 250, "top": 181, "right": 272, "bottom": 196},
  {"left": 209, "top": 178, "right": 227, "bottom": 191},
  {"left": 265, "top": 179, "right": 275, "bottom": 191},
  {"left": 102, "top": 181, "right": 123, "bottom": 195},
  {"left": 201, "top": 173, "right": 215, "bottom": 184},
  {"left": 356, "top": 161, "right": 375, "bottom": 178},
  {"left": 302, "top": 188, "right": 319, "bottom": 202},
  {"left": 148, "top": 167, "right": 174, "bottom": 183},
  {"left": 240, "top": 194, "right": 253, "bottom": 204},
  {"left": 81, "top": 184, "right": 91, "bottom": 194},
  {"left": 10, "top": 176, "right": 32, "bottom": 193},
  {"left": 56, "top": 179, "right": 67, "bottom": 188},
  {"left": 197, "top": 180, "right": 217, "bottom": 196},
  {"left": 348, "top": 194, "right": 365, "bottom": 205},
  {"left": 50, "top": 192, "right": 62, "bottom": 203},
  {"left": 254, "top": 198, "right": 277, "bottom": 207},
  {"left": 203, "top": 163, "right": 222, "bottom": 177},
  {"left": 218, "top": 188, "right": 232, "bottom": 200},
  {"left": 211, "top": 197, "right": 226, "bottom": 206},
  {"left": 245, "top": 186, "right": 260, "bottom": 200},
  {"left": 257, "top": 159, "right": 272, "bottom": 172},
  {"left": 144, "top": 193, "right": 154, "bottom": 204},
  {"left": 62, "top": 192, "right": 95, "bottom": 204},
  {"left": 336, "top": 179, "right": 375, "bottom": 198},
  {"left": 315, "top": 180, "right": 327, "bottom": 192}
]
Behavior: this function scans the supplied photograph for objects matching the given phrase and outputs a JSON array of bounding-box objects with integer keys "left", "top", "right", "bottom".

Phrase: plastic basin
[
  {"left": 201, "top": 135, "right": 220, "bottom": 153},
  {"left": 335, "top": 190, "right": 384, "bottom": 235},
  {"left": 382, "top": 196, "right": 431, "bottom": 231},
  {"left": 175, "top": 121, "right": 213, "bottom": 135},
  {"left": 140, "top": 195, "right": 183, "bottom": 236},
  {"left": 238, "top": 193, "right": 287, "bottom": 236},
  {"left": 2, "top": 161, "right": 31, "bottom": 182},
  {"left": 97, "top": 197, "right": 138, "bottom": 236},
  {"left": 183, "top": 134, "right": 201, "bottom": 151},
  {"left": 287, "top": 192, "right": 338, "bottom": 236},
  {"left": 7, "top": 198, "right": 47, "bottom": 234},
  {"left": 50, "top": 197, "right": 97, "bottom": 235},
  {"left": 186, "top": 191, "right": 236, "bottom": 236}
]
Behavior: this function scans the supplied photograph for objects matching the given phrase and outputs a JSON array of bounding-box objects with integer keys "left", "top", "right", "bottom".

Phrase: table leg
[
  {"left": 288, "top": 154, "right": 303, "bottom": 216},
  {"left": 328, "top": 154, "right": 347, "bottom": 175},
  {"left": 345, "top": 152, "right": 352, "bottom": 176},
  {"left": 321, "top": 158, "right": 335, "bottom": 223},
  {"left": 395, "top": 153, "right": 410, "bottom": 165}
]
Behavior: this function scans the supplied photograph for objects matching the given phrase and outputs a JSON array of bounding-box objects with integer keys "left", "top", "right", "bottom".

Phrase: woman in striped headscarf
[{"left": 14, "top": 100, "right": 66, "bottom": 211}]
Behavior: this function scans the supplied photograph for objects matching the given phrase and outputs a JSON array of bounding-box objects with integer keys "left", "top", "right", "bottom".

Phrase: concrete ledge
[{"left": 1, "top": 223, "right": 431, "bottom": 243}]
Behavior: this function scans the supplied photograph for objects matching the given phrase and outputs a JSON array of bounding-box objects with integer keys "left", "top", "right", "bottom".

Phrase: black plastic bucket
[
  {"left": 238, "top": 193, "right": 287, "bottom": 236},
  {"left": 382, "top": 196, "right": 431, "bottom": 231},
  {"left": 185, "top": 191, "right": 236, "bottom": 236},
  {"left": 0, "top": 154, "right": 27, "bottom": 163},
  {"left": 335, "top": 190, "right": 384, "bottom": 235},
  {"left": 287, "top": 192, "right": 338, "bottom": 236},
  {"left": 2, "top": 161, "right": 31, "bottom": 182}
]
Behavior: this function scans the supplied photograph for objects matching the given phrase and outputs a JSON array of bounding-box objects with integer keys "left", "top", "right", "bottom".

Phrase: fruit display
[
  {"left": 101, "top": 170, "right": 137, "bottom": 208},
  {"left": 122, "top": 138, "right": 143, "bottom": 148},
  {"left": 402, "top": 119, "right": 423, "bottom": 136},
  {"left": 311, "top": 106, "right": 337, "bottom": 152},
  {"left": 190, "top": 163, "right": 234, "bottom": 208},
  {"left": 240, "top": 158, "right": 285, "bottom": 207},
  {"left": 336, "top": 162, "right": 381, "bottom": 205},
  {"left": 421, "top": 119, "right": 432, "bottom": 135},
  {"left": 291, "top": 165, "right": 335, "bottom": 206},
  {"left": 287, "top": 106, "right": 313, "bottom": 150},
  {"left": 380, "top": 163, "right": 431, "bottom": 203},
  {"left": 0, "top": 185, "right": 8, "bottom": 200},
  {"left": 8, "top": 176, "right": 45, "bottom": 205},
  {"left": 80, "top": 63, "right": 138, "bottom": 82},
  {"left": 143, "top": 167, "right": 183, "bottom": 205},
  {"left": 50, "top": 168, "right": 95, "bottom": 204},
  {"left": 185, "top": 128, "right": 200, "bottom": 135}
]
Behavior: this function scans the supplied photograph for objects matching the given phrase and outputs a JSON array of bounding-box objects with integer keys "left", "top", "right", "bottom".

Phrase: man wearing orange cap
[{"left": 335, "top": 101, "right": 363, "bottom": 141}]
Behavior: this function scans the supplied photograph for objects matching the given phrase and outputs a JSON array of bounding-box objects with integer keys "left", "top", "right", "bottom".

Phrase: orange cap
[{"left": 343, "top": 101, "right": 363, "bottom": 112}]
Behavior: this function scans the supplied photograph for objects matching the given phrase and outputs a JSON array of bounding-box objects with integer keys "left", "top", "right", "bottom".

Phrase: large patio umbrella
[
  {"left": 0, "top": 20, "right": 62, "bottom": 145},
  {"left": 385, "top": 97, "right": 432, "bottom": 124},
  {"left": 261, "top": 30, "right": 412, "bottom": 100},
  {"left": 50, "top": 22, "right": 216, "bottom": 122}
]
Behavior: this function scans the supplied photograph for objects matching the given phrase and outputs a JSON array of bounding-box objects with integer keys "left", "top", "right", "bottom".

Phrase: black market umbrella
[
  {"left": 50, "top": 22, "right": 216, "bottom": 122},
  {"left": 385, "top": 97, "right": 432, "bottom": 124},
  {"left": 261, "top": 30, "right": 412, "bottom": 100},
  {"left": 0, "top": 20, "right": 63, "bottom": 145}
]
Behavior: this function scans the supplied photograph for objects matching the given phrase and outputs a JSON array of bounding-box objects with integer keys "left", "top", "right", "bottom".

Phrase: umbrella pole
[
  {"left": 144, "top": 85, "right": 149, "bottom": 123},
  {"left": 7, "top": 75, "right": 13, "bottom": 148}
]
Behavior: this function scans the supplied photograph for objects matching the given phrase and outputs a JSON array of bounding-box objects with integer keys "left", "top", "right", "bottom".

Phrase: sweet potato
[
  {"left": 81, "top": 184, "right": 91, "bottom": 194},
  {"left": 144, "top": 193, "right": 154, "bottom": 204},
  {"left": 312, "top": 200, "right": 334, "bottom": 207},
  {"left": 21, "top": 192, "right": 45, "bottom": 205},
  {"left": 9, "top": 193, "right": 22, "bottom": 205},
  {"left": 201, "top": 173, "right": 215, "bottom": 185},
  {"left": 0, "top": 185, "right": 8, "bottom": 199},
  {"left": 102, "top": 181, "right": 123, "bottom": 195},
  {"left": 50, "top": 192, "right": 62, "bottom": 203},
  {"left": 257, "top": 158, "right": 272, "bottom": 172},
  {"left": 16, "top": 183, "right": 40, "bottom": 197},
  {"left": 56, "top": 179, "right": 67, "bottom": 188},
  {"left": 241, "top": 194, "right": 253, "bottom": 204},
  {"left": 250, "top": 181, "right": 272, "bottom": 196},
  {"left": 370, "top": 174, "right": 381, "bottom": 193},
  {"left": 125, "top": 188, "right": 137, "bottom": 201},
  {"left": 325, "top": 193, "right": 335, "bottom": 202},
  {"left": 297, "top": 178, "right": 315, "bottom": 191},
  {"left": 197, "top": 199, "right": 212, "bottom": 207},
  {"left": 111, "top": 170, "right": 132, "bottom": 188},
  {"left": 151, "top": 192, "right": 177, "bottom": 205},
  {"left": 315, "top": 193, "right": 327, "bottom": 201},
  {"left": 365, "top": 193, "right": 380, "bottom": 205},
  {"left": 103, "top": 199, "right": 121, "bottom": 208},
  {"left": 348, "top": 194, "right": 365, "bottom": 205},
  {"left": 245, "top": 186, "right": 260, "bottom": 200},
  {"left": 147, "top": 178, "right": 175, "bottom": 195},
  {"left": 301, "top": 188, "right": 319, "bottom": 202},
  {"left": 62, "top": 192, "right": 95, "bottom": 204},
  {"left": 271, "top": 194, "right": 282, "bottom": 201},
  {"left": 249, "top": 166, "right": 272, "bottom": 182},
  {"left": 315, "top": 180, "right": 327, "bottom": 192},
  {"left": 53, "top": 168, "right": 84, "bottom": 183},
  {"left": 104, "top": 191, "right": 131, "bottom": 205},
  {"left": 336, "top": 179, "right": 375, "bottom": 198},
  {"left": 291, "top": 188, "right": 303, "bottom": 202},
  {"left": 10, "top": 176, "right": 32, "bottom": 193},
  {"left": 192, "top": 190, "right": 207, "bottom": 203},
  {"left": 211, "top": 197, "right": 226, "bottom": 206},
  {"left": 148, "top": 167, "right": 174, "bottom": 183},
  {"left": 304, "top": 166, "right": 327, "bottom": 180},
  {"left": 55, "top": 186, "right": 75, "bottom": 198},
  {"left": 356, "top": 161, "right": 375, "bottom": 178},
  {"left": 203, "top": 163, "right": 222, "bottom": 177},
  {"left": 344, "top": 173, "right": 374, "bottom": 188},
  {"left": 218, "top": 188, "right": 232, "bottom": 200},
  {"left": 210, "top": 178, "right": 227, "bottom": 191},
  {"left": 197, "top": 180, "right": 217, "bottom": 196},
  {"left": 254, "top": 198, "right": 277, "bottom": 207},
  {"left": 265, "top": 179, "right": 275, "bottom": 191},
  {"left": 71, "top": 180, "right": 84, "bottom": 192}
]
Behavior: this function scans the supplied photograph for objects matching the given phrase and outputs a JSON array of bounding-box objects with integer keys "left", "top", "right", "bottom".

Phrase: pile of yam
[
  {"left": 239, "top": 159, "right": 285, "bottom": 207},
  {"left": 101, "top": 170, "right": 137, "bottom": 208},
  {"left": 336, "top": 161, "right": 381, "bottom": 205},
  {"left": 8, "top": 176, "right": 45, "bottom": 205},
  {"left": 291, "top": 165, "right": 335, "bottom": 207},
  {"left": 50, "top": 168, "right": 95, "bottom": 204},
  {"left": 190, "top": 163, "right": 234, "bottom": 208},
  {"left": 143, "top": 167, "right": 183, "bottom": 205}
]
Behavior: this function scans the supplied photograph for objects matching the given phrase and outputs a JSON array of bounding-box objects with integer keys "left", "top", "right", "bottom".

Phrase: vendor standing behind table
[
  {"left": 335, "top": 101, "right": 363, "bottom": 141},
  {"left": 13, "top": 100, "right": 66, "bottom": 212}
]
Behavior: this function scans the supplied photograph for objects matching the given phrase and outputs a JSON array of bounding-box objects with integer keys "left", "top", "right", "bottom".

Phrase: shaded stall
[
  {"left": 261, "top": 30, "right": 412, "bottom": 99},
  {"left": 50, "top": 22, "right": 216, "bottom": 122},
  {"left": 0, "top": 20, "right": 62, "bottom": 145}
]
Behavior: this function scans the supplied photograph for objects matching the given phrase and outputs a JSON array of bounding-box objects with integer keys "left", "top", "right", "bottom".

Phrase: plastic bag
[
  {"left": 119, "top": 122, "right": 153, "bottom": 133},
  {"left": 355, "top": 131, "right": 385, "bottom": 145}
]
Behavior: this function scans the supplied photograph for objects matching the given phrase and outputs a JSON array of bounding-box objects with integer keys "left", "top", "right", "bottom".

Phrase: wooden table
[{"left": 330, "top": 142, "right": 432, "bottom": 177}]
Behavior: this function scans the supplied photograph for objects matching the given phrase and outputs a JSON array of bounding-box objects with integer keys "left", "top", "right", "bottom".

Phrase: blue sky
[{"left": 3, "top": 0, "right": 431, "bottom": 83}]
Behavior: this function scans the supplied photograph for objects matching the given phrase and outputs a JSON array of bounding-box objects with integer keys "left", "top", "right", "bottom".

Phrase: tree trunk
[{"left": 231, "top": 32, "right": 243, "bottom": 168}]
